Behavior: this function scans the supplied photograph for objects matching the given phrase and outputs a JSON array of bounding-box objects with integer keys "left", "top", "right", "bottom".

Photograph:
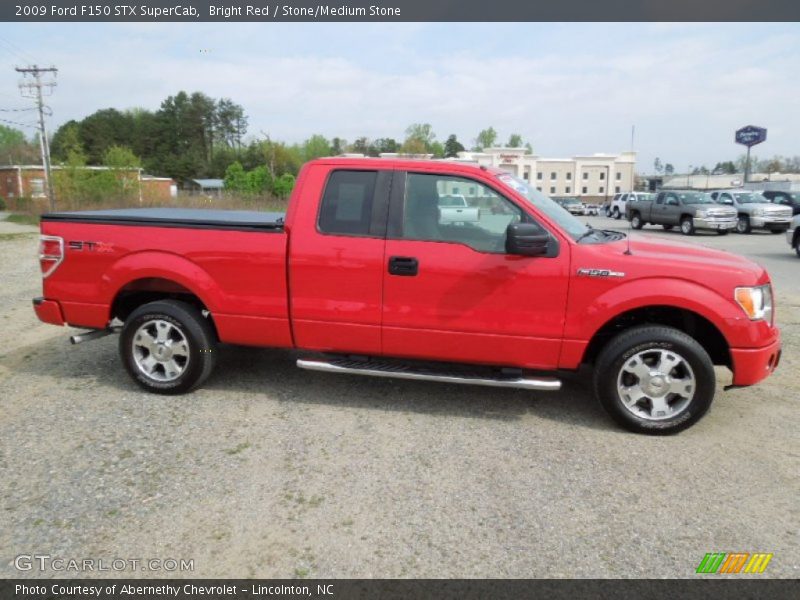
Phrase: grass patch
[
  {"left": 0, "top": 232, "right": 36, "bottom": 242},
  {"left": 224, "top": 441, "right": 251, "bottom": 455},
  {"left": 4, "top": 213, "right": 40, "bottom": 227},
  {"left": 293, "top": 567, "right": 310, "bottom": 579}
]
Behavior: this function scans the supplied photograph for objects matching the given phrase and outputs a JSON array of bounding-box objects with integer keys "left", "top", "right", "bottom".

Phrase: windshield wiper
[{"left": 576, "top": 227, "right": 596, "bottom": 242}]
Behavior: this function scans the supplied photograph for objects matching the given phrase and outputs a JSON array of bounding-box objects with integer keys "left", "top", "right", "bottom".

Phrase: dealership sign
[{"left": 735, "top": 125, "right": 767, "bottom": 147}]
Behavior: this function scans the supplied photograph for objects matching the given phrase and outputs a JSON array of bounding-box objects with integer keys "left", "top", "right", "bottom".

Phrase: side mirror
[{"left": 506, "top": 223, "right": 550, "bottom": 256}]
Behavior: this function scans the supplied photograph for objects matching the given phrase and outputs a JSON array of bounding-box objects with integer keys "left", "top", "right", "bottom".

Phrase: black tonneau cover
[{"left": 41, "top": 208, "right": 285, "bottom": 232}]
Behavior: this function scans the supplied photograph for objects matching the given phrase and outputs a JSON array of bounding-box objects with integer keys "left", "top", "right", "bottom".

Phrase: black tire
[
  {"left": 613, "top": 208, "right": 621, "bottom": 220},
  {"left": 717, "top": 230, "right": 729, "bottom": 236},
  {"left": 680, "top": 216, "right": 695, "bottom": 235},
  {"left": 120, "top": 300, "right": 217, "bottom": 394},
  {"left": 593, "top": 325, "right": 715, "bottom": 435},
  {"left": 736, "top": 215, "right": 751, "bottom": 234},
  {"left": 795, "top": 238, "right": 800, "bottom": 258},
  {"left": 630, "top": 212, "right": 644, "bottom": 229},
  {"left": 662, "top": 224, "right": 674, "bottom": 231}
]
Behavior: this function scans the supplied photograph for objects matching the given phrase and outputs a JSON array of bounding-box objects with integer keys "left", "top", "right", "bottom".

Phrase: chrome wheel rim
[
  {"left": 681, "top": 220, "right": 691, "bottom": 234},
  {"left": 132, "top": 319, "right": 190, "bottom": 382},
  {"left": 736, "top": 217, "right": 747, "bottom": 233},
  {"left": 616, "top": 349, "right": 695, "bottom": 421}
]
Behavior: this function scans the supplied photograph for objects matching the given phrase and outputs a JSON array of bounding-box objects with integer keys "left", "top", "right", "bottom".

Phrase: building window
[
  {"left": 550, "top": 186, "right": 556, "bottom": 194},
  {"left": 523, "top": 172, "right": 529, "bottom": 180},
  {"left": 550, "top": 172, "right": 557, "bottom": 180},
  {"left": 599, "top": 172, "right": 606, "bottom": 180},
  {"left": 582, "top": 172, "right": 588, "bottom": 180},
  {"left": 565, "top": 186, "right": 571, "bottom": 194},
  {"left": 599, "top": 186, "right": 605, "bottom": 194},
  {"left": 29, "top": 178, "right": 45, "bottom": 197},
  {"left": 582, "top": 186, "right": 588, "bottom": 194},
  {"left": 615, "top": 186, "right": 621, "bottom": 193},
  {"left": 616, "top": 172, "right": 622, "bottom": 180},
  {"left": 536, "top": 187, "right": 542, "bottom": 192},
  {"left": 536, "top": 172, "right": 542, "bottom": 180},
  {"left": 566, "top": 172, "right": 572, "bottom": 180}
]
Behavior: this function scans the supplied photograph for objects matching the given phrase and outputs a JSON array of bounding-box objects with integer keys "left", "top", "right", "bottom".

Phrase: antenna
[{"left": 624, "top": 192, "right": 633, "bottom": 255}]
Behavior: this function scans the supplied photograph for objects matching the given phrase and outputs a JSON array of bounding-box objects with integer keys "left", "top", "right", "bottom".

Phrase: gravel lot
[{"left": 0, "top": 215, "right": 797, "bottom": 579}]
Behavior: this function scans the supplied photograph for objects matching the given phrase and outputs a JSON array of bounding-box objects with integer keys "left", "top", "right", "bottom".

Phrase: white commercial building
[{"left": 456, "top": 148, "right": 637, "bottom": 202}]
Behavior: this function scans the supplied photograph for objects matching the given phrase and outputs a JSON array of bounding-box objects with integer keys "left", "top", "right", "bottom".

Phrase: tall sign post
[{"left": 735, "top": 125, "right": 767, "bottom": 184}]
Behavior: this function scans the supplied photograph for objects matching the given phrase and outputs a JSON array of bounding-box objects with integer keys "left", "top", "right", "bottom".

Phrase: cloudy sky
[{"left": 0, "top": 22, "right": 797, "bottom": 171}]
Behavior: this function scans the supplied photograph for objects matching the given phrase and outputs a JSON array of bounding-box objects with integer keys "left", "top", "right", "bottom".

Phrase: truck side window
[
  {"left": 656, "top": 193, "right": 664, "bottom": 204},
  {"left": 318, "top": 170, "right": 377, "bottom": 236},
  {"left": 401, "top": 173, "right": 526, "bottom": 253}
]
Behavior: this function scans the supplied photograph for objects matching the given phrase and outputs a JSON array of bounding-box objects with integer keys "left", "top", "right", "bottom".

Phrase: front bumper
[
  {"left": 751, "top": 215, "right": 792, "bottom": 230},
  {"left": 33, "top": 297, "right": 65, "bottom": 326},
  {"left": 730, "top": 331, "right": 781, "bottom": 387},
  {"left": 693, "top": 217, "right": 737, "bottom": 230}
]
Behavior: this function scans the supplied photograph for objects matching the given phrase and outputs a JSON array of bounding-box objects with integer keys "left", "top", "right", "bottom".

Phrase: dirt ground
[{"left": 0, "top": 215, "right": 797, "bottom": 578}]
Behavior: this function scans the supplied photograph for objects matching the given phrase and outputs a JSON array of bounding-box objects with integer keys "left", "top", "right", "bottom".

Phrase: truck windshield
[
  {"left": 732, "top": 192, "right": 767, "bottom": 204},
  {"left": 496, "top": 173, "right": 588, "bottom": 239},
  {"left": 679, "top": 192, "right": 714, "bottom": 204}
]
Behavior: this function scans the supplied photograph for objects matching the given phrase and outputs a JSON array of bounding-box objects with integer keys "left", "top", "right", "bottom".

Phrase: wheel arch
[{"left": 581, "top": 304, "right": 731, "bottom": 368}]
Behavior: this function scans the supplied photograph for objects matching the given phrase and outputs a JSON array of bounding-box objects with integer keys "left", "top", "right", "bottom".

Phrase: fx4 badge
[
  {"left": 577, "top": 268, "right": 625, "bottom": 278},
  {"left": 68, "top": 241, "right": 115, "bottom": 253}
]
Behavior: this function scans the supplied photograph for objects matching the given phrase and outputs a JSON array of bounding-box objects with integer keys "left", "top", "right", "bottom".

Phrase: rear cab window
[{"left": 318, "top": 169, "right": 389, "bottom": 236}]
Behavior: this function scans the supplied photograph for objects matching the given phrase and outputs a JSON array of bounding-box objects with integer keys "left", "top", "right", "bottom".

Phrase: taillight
[{"left": 39, "top": 235, "right": 64, "bottom": 278}]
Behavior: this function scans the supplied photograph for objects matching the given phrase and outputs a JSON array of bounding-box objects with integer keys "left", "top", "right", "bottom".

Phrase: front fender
[{"left": 563, "top": 276, "right": 761, "bottom": 356}]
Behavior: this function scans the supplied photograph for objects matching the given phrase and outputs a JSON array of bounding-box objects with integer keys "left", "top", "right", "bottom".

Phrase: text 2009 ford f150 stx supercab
[{"left": 34, "top": 158, "right": 781, "bottom": 434}]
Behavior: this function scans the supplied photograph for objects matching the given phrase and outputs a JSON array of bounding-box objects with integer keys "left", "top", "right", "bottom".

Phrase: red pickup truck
[{"left": 33, "top": 158, "right": 781, "bottom": 434}]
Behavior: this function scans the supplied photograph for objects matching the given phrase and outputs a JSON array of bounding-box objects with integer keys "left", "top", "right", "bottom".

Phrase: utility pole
[{"left": 16, "top": 65, "right": 58, "bottom": 211}]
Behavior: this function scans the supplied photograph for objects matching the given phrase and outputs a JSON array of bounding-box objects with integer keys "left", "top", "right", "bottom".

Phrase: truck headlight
[
  {"left": 695, "top": 210, "right": 708, "bottom": 218},
  {"left": 752, "top": 208, "right": 764, "bottom": 216},
  {"left": 735, "top": 284, "right": 773, "bottom": 322}
]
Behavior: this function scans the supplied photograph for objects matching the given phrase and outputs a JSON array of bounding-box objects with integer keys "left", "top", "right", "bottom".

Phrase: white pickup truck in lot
[{"left": 437, "top": 194, "right": 481, "bottom": 224}]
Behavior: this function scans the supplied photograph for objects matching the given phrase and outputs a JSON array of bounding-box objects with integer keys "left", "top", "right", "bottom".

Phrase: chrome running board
[{"left": 296, "top": 358, "right": 561, "bottom": 391}]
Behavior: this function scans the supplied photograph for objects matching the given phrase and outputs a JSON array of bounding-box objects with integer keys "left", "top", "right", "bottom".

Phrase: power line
[
  {"left": 0, "top": 107, "right": 37, "bottom": 112},
  {"left": 16, "top": 64, "right": 58, "bottom": 210},
  {"left": 0, "top": 35, "right": 39, "bottom": 65},
  {"left": 0, "top": 116, "right": 37, "bottom": 129}
]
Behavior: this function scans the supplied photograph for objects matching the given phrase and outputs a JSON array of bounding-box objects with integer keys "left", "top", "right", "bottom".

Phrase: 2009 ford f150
[{"left": 33, "top": 158, "right": 781, "bottom": 434}]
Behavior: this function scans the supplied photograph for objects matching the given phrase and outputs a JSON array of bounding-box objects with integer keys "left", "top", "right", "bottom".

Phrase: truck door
[
  {"left": 381, "top": 170, "right": 570, "bottom": 370},
  {"left": 288, "top": 167, "right": 390, "bottom": 355}
]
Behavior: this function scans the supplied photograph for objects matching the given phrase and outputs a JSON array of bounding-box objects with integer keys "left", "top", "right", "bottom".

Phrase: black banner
[
  {"left": 3, "top": 0, "right": 800, "bottom": 22},
  {"left": 2, "top": 580, "right": 800, "bottom": 600}
]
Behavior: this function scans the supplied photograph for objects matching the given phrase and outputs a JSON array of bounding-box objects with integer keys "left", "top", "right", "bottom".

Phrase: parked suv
[
  {"left": 762, "top": 190, "right": 800, "bottom": 216},
  {"left": 709, "top": 190, "right": 792, "bottom": 234},
  {"left": 608, "top": 192, "right": 654, "bottom": 220}
]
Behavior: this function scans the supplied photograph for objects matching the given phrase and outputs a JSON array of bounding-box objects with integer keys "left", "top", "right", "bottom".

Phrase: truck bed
[{"left": 41, "top": 208, "right": 285, "bottom": 232}]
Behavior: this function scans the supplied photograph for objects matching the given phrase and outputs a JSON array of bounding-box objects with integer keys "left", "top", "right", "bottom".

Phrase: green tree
[
  {"left": 474, "top": 127, "right": 497, "bottom": 151},
  {"left": 443, "top": 134, "right": 465, "bottom": 158},
  {"left": 272, "top": 172, "right": 295, "bottom": 198},
  {"left": 403, "top": 123, "right": 435, "bottom": 153},
  {"left": 0, "top": 124, "right": 38, "bottom": 164},
  {"left": 350, "top": 137, "right": 370, "bottom": 155},
  {"left": 507, "top": 133, "right": 523, "bottom": 148},
  {"left": 302, "top": 134, "right": 331, "bottom": 161},
  {"left": 429, "top": 140, "right": 445, "bottom": 158},
  {"left": 372, "top": 138, "right": 399, "bottom": 155},
  {"left": 664, "top": 163, "right": 675, "bottom": 175},
  {"left": 224, "top": 161, "right": 248, "bottom": 192}
]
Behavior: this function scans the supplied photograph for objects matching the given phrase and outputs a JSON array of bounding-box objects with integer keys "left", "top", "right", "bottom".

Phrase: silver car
[{"left": 710, "top": 190, "right": 793, "bottom": 234}]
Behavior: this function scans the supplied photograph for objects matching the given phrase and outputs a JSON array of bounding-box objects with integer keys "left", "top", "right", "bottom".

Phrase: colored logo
[{"left": 696, "top": 552, "right": 773, "bottom": 574}]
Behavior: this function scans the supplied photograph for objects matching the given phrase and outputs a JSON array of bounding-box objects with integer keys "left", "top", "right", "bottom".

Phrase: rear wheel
[
  {"left": 120, "top": 300, "right": 217, "bottom": 394},
  {"left": 593, "top": 325, "right": 715, "bottom": 434},
  {"left": 630, "top": 212, "right": 643, "bottom": 229},
  {"left": 736, "top": 215, "right": 751, "bottom": 234},
  {"left": 680, "top": 217, "right": 695, "bottom": 235}
]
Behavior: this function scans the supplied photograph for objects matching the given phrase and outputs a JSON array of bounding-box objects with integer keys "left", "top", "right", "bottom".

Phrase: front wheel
[
  {"left": 120, "top": 300, "right": 218, "bottom": 394},
  {"left": 593, "top": 325, "right": 715, "bottom": 434},
  {"left": 680, "top": 217, "right": 695, "bottom": 235},
  {"left": 630, "top": 212, "right": 644, "bottom": 229},
  {"left": 736, "top": 215, "right": 751, "bottom": 234},
  {"left": 613, "top": 208, "right": 621, "bottom": 220}
]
